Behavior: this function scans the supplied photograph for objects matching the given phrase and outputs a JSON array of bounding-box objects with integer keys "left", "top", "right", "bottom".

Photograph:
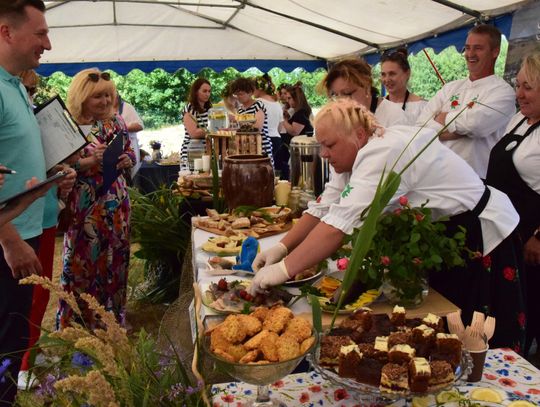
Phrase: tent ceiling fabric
[{"left": 40, "top": 0, "right": 530, "bottom": 75}]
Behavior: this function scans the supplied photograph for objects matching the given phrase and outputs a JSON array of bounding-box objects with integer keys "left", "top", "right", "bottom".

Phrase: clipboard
[
  {"left": 34, "top": 95, "right": 89, "bottom": 171},
  {"left": 100, "top": 133, "right": 124, "bottom": 194},
  {"left": 0, "top": 171, "right": 67, "bottom": 207}
]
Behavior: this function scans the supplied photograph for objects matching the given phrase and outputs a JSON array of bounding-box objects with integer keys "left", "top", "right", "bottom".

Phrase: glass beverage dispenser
[{"left": 289, "top": 135, "right": 329, "bottom": 198}]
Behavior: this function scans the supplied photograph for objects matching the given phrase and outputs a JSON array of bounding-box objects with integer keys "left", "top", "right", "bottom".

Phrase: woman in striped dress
[
  {"left": 180, "top": 78, "right": 211, "bottom": 164},
  {"left": 231, "top": 77, "right": 273, "bottom": 165}
]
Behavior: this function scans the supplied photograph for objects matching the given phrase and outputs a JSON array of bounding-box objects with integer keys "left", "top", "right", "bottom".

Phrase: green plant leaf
[{"left": 309, "top": 294, "right": 323, "bottom": 334}]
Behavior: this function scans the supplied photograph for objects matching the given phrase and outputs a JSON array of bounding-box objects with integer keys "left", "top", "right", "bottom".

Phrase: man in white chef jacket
[{"left": 416, "top": 24, "right": 515, "bottom": 178}]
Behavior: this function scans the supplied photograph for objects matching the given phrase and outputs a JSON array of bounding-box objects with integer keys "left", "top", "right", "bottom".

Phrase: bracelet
[{"left": 71, "top": 160, "right": 81, "bottom": 172}]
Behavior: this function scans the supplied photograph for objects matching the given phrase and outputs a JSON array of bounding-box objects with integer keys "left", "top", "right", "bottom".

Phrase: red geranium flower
[
  {"left": 518, "top": 312, "right": 526, "bottom": 329},
  {"left": 484, "top": 373, "right": 497, "bottom": 380},
  {"left": 503, "top": 267, "right": 516, "bottom": 281},
  {"left": 380, "top": 256, "right": 391, "bottom": 266},
  {"left": 503, "top": 354, "right": 517, "bottom": 362},
  {"left": 398, "top": 196, "right": 408, "bottom": 206},
  {"left": 499, "top": 377, "right": 517, "bottom": 387},
  {"left": 482, "top": 255, "right": 491, "bottom": 269},
  {"left": 415, "top": 213, "right": 425, "bottom": 222},
  {"left": 527, "top": 388, "right": 540, "bottom": 395},
  {"left": 272, "top": 380, "right": 284, "bottom": 388},
  {"left": 334, "top": 388, "right": 349, "bottom": 401},
  {"left": 221, "top": 394, "right": 235, "bottom": 403},
  {"left": 308, "top": 385, "right": 321, "bottom": 393},
  {"left": 299, "top": 392, "right": 310, "bottom": 403},
  {"left": 337, "top": 258, "right": 349, "bottom": 271}
]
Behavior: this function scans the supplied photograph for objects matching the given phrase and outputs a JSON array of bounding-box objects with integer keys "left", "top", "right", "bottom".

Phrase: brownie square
[
  {"left": 388, "top": 344, "right": 416, "bottom": 364},
  {"left": 390, "top": 305, "right": 406, "bottom": 327},
  {"left": 409, "top": 357, "right": 431, "bottom": 393},
  {"left": 320, "top": 335, "right": 354, "bottom": 365},
  {"left": 388, "top": 331, "right": 412, "bottom": 348},
  {"left": 338, "top": 344, "right": 362, "bottom": 378},
  {"left": 356, "top": 356, "right": 385, "bottom": 387},
  {"left": 380, "top": 363, "right": 409, "bottom": 394},
  {"left": 428, "top": 360, "right": 454, "bottom": 391}
]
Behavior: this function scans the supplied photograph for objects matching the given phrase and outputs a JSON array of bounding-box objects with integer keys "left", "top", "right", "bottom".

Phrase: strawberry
[{"left": 217, "top": 278, "right": 228, "bottom": 291}]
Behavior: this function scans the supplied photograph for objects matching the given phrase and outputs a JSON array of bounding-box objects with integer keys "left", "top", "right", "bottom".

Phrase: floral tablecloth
[{"left": 211, "top": 348, "right": 540, "bottom": 406}]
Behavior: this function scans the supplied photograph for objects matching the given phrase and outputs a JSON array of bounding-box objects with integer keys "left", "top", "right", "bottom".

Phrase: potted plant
[{"left": 363, "top": 196, "right": 467, "bottom": 306}]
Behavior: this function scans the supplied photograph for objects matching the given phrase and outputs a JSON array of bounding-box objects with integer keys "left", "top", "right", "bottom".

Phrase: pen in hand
[{"left": 0, "top": 168, "right": 17, "bottom": 174}]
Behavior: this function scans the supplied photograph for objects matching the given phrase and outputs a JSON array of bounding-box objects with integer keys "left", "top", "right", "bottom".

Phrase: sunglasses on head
[{"left": 87, "top": 72, "right": 111, "bottom": 82}]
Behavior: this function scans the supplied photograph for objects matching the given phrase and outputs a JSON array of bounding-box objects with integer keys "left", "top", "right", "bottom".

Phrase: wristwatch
[{"left": 534, "top": 227, "right": 540, "bottom": 241}]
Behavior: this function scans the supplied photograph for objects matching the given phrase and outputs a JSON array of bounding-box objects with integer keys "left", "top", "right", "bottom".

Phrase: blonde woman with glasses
[{"left": 59, "top": 68, "right": 135, "bottom": 330}]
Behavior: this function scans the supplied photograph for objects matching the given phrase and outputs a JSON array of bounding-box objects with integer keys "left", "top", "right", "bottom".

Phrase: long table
[{"left": 192, "top": 224, "right": 540, "bottom": 406}]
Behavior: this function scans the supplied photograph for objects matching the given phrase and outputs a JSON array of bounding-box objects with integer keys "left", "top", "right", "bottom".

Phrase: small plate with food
[
  {"left": 310, "top": 272, "right": 381, "bottom": 314},
  {"left": 206, "top": 256, "right": 253, "bottom": 277},
  {"left": 202, "top": 278, "right": 294, "bottom": 314},
  {"left": 283, "top": 264, "right": 325, "bottom": 287},
  {"left": 201, "top": 234, "right": 247, "bottom": 255}
]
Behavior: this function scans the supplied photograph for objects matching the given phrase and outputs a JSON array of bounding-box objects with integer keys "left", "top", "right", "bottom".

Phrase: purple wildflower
[
  {"left": 35, "top": 373, "right": 57, "bottom": 397},
  {"left": 71, "top": 352, "right": 93, "bottom": 371},
  {"left": 0, "top": 358, "right": 11, "bottom": 384},
  {"left": 168, "top": 383, "right": 185, "bottom": 401}
]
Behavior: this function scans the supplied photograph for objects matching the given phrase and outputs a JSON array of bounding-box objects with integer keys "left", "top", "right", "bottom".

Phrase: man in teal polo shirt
[{"left": 0, "top": 1, "right": 61, "bottom": 403}]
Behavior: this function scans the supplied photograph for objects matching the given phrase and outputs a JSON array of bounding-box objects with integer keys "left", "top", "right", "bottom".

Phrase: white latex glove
[
  {"left": 252, "top": 242, "right": 288, "bottom": 272},
  {"left": 248, "top": 260, "right": 290, "bottom": 295}
]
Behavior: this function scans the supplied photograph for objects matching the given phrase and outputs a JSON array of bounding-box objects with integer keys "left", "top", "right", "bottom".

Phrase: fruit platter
[
  {"left": 309, "top": 272, "right": 381, "bottom": 313},
  {"left": 307, "top": 307, "right": 472, "bottom": 401},
  {"left": 202, "top": 278, "right": 293, "bottom": 313}
]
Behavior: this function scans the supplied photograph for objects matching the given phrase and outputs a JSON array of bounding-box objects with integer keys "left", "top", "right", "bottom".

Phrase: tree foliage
[{"left": 35, "top": 40, "right": 508, "bottom": 129}]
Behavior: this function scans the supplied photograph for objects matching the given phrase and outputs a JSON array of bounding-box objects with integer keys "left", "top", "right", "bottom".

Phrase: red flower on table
[
  {"left": 527, "top": 388, "right": 540, "bottom": 395},
  {"left": 499, "top": 377, "right": 517, "bottom": 387},
  {"left": 221, "top": 394, "right": 235, "bottom": 403},
  {"left": 299, "top": 392, "right": 310, "bottom": 403},
  {"left": 334, "top": 388, "right": 349, "bottom": 401},
  {"left": 484, "top": 373, "right": 497, "bottom": 380},
  {"left": 503, "top": 354, "right": 517, "bottom": 362},
  {"left": 337, "top": 258, "right": 349, "bottom": 271},
  {"left": 503, "top": 267, "right": 516, "bottom": 281},
  {"left": 482, "top": 255, "right": 491, "bottom": 269},
  {"left": 451, "top": 100, "right": 460, "bottom": 108},
  {"left": 308, "top": 385, "right": 321, "bottom": 393},
  {"left": 398, "top": 195, "right": 408, "bottom": 206},
  {"left": 518, "top": 312, "right": 526, "bottom": 329}
]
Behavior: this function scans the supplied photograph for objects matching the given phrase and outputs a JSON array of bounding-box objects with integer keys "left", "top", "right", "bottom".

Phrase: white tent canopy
[{"left": 40, "top": 0, "right": 532, "bottom": 75}]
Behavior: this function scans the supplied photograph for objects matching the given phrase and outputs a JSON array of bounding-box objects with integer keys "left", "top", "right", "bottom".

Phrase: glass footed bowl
[
  {"left": 203, "top": 333, "right": 315, "bottom": 386},
  {"left": 307, "top": 333, "right": 473, "bottom": 402}
]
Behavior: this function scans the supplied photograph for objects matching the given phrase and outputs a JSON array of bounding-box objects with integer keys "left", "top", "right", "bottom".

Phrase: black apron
[
  {"left": 429, "top": 184, "right": 525, "bottom": 351},
  {"left": 486, "top": 116, "right": 540, "bottom": 354}
]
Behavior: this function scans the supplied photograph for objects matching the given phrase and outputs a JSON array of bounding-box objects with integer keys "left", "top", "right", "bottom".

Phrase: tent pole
[{"left": 431, "top": 0, "right": 484, "bottom": 20}]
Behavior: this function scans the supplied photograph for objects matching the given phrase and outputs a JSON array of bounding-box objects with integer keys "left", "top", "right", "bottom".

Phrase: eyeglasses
[
  {"left": 24, "top": 86, "right": 36, "bottom": 96},
  {"left": 87, "top": 72, "right": 111, "bottom": 82}
]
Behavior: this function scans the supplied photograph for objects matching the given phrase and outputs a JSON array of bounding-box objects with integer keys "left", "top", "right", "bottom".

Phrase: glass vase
[{"left": 381, "top": 270, "right": 428, "bottom": 308}]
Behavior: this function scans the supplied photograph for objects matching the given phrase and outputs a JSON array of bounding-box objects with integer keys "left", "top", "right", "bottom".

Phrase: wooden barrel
[{"left": 222, "top": 154, "right": 274, "bottom": 210}]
